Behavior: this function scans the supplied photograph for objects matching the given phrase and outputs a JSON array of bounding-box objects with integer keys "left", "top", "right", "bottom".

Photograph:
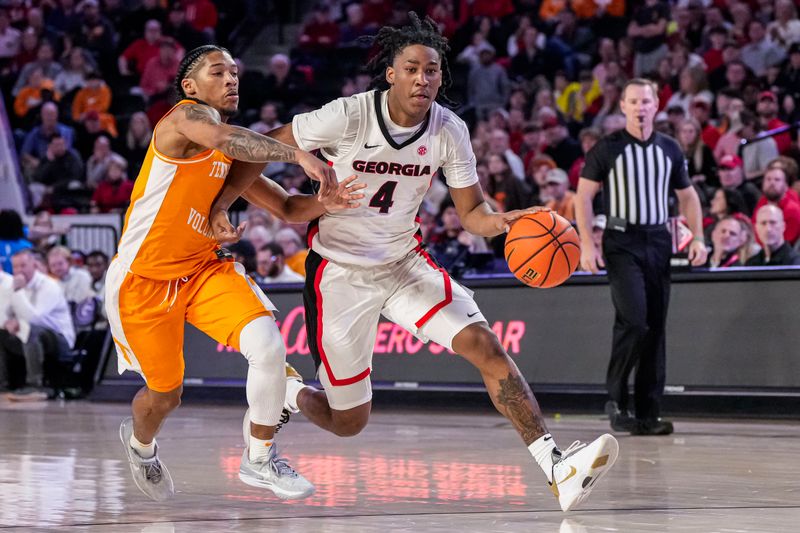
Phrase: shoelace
[
  {"left": 274, "top": 410, "right": 290, "bottom": 434},
  {"left": 266, "top": 448, "right": 298, "bottom": 478},
  {"left": 559, "top": 440, "right": 587, "bottom": 461},
  {"left": 141, "top": 459, "right": 163, "bottom": 483}
]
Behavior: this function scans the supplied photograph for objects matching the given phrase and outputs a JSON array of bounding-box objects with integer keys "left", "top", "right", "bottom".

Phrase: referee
[{"left": 575, "top": 78, "right": 708, "bottom": 436}]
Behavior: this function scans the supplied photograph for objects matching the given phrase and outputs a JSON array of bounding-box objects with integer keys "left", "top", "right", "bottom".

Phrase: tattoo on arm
[
  {"left": 221, "top": 127, "right": 297, "bottom": 163},
  {"left": 496, "top": 372, "right": 548, "bottom": 444},
  {"left": 183, "top": 104, "right": 297, "bottom": 163},
  {"left": 183, "top": 104, "right": 221, "bottom": 125}
]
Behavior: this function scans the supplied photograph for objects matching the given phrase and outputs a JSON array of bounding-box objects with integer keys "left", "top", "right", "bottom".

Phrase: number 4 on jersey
[{"left": 368, "top": 181, "right": 398, "bottom": 214}]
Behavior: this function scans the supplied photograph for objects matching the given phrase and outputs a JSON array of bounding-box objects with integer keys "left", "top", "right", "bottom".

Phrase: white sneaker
[
  {"left": 119, "top": 418, "right": 174, "bottom": 501},
  {"left": 549, "top": 434, "right": 618, "bottom": 512},
  {"left": 239, "top": 446, "right": 315, "bottom": 499}
]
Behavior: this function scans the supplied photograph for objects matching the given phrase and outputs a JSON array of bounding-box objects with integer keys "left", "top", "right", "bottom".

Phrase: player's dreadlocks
[
  {"left": 363, "top": 12, "right": 455, "bottom": 106},
  {"left": 173, "top": 45, "right": 231, "bottom": 102}
]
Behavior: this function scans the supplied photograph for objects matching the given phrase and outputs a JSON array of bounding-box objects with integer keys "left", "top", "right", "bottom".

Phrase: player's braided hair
[
  {"left": 362, "top": 11, "right": 455, "bottom": 106},
  {"left": 174, "top": 45, "right": 231, "bottom": 102}
]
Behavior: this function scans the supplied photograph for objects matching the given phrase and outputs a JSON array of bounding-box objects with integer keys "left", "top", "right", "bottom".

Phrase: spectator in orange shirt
[
  {"left": 544, "top": 168, "right": 576, "bottom": 223},
  {"left": 13, "top": 67, "right": 59, "bottom": 118},
  {"left": 71, "top": 71, "right": 111, "bottom": 122},
  {"left": 274, "top": 228, "right": 308, "bottom": 278}
]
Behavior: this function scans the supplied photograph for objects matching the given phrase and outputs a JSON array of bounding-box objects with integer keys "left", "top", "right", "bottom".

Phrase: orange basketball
[{"left": 504, "top": 211, "right": 581, "bottom": 288}]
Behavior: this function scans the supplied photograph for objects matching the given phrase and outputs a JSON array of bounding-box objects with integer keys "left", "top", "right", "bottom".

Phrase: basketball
[{"left": 504, "top": 211, "right": 581, "bottom": 288}]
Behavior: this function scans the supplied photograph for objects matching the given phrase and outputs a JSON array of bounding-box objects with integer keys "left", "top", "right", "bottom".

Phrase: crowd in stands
[{"left": 5, "top": 0, "right": 800, "bottom": 289}]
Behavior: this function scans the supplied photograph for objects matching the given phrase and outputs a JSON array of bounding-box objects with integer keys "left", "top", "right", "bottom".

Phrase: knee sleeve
[{"left": 239, "top": 316, "right": 286, "bottom": 427}]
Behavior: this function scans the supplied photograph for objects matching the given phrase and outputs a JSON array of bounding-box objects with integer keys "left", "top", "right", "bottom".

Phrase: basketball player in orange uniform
[{"left": 106, "top": 45, "right": 363, "bottom": 502}]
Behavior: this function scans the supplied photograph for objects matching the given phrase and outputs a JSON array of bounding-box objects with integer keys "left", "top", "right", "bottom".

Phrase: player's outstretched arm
[
  {"left": 450, "top": 184, "right": 549, "bottom": 237},
  {"left": 175, "top": 104, "right": 299, "bottom": 163},
  {"left": 240, "top": 172, "right": 366, "bottom": 223}
]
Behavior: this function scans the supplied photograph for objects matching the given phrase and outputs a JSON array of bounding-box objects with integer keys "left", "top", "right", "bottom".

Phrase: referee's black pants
[{"left": 602, "top": 225, "right": 672, "bottom": 421}]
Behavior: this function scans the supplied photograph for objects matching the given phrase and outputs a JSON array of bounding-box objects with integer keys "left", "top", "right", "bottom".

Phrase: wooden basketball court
[{"left": 1, "top": 399, "right": 798, "bottom": 532}]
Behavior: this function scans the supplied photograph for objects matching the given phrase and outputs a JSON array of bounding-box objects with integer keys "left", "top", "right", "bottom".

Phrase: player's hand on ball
[
  {"left": 319, "top": 174, "right": 366, "bottom": 213},
  {"left": 497, "top": 206, "right": 551, "bottom": 232},
  {"left": 209, "top": 208, "right": 246, "bottom": 245}
]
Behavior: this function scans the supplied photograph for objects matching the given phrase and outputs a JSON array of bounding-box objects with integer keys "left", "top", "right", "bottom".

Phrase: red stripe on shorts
[
  {"left": 314, "top": 258, "right": 371, "bottom": 386},
  {"left": 414, "top": 249, "right": 453, "bottom": 329}
]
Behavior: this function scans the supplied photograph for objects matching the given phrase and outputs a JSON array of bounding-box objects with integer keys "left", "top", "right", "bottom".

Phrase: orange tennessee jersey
[{"left": 117, "top": 100, "right": 232, "bottom": 280}]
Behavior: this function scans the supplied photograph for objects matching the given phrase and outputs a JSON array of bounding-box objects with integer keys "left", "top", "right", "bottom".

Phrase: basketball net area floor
[{"left": 1, "top": 400, "right": 798, "bottom": 532}]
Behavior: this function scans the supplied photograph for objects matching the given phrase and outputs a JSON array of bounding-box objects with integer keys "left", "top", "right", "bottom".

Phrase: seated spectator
[
  {"left": 27, "top": 210, "right": 69, "bottom": 251},
  {"left": 90, "top": 155, "right": 134, "bottom": 213},
  {"left": 139, "top": 37, "right": 179, "bottom": 99},
  {"left": 665, "top": 66, "right": 713, "bottom": 116},
  {"left": 767, "top": 0, "right": 800, "bottom": 48},
  {"left": 678, "top": 118, "right": 718, "bottom": 190},
  {"left": 338, "top": 2, "right": 377, "bottom": 46},
  {"left": 118, "top": 19, "right": 163, "bottom": 78},
  {"left": 704, "top": 187, "right": 748, "bottom": 239},
  {"left": 0, "top": 9, "right": 22, "bottom": 73},
  {"left": 718, "top": 155, "right": 761, "bottom": 216},
  {"left": 740, "top": 111, "right": 780, "bottom": 181},
  {"left": 486, "top": 153, "right": 531, "bottom": 213},
  {"left": 428, "top": 202, "right": 476, "bottom": 276},
  {"left": 543, "top": 115, "right": 582, "bottom": 172},
  {"left": 252, "top": 243, "right": 303, "bottom": 285},
  {"left": 13, "top": 66, "right": 59, "bottom": 119},
  {"left": 297, "top": 4, "right": 339, "bottom": 56},
  {"left": 753, "top": 165, "right": 800, "bottom": 245},
  {"left": 567, "top": 128, "right": 601, "bottom": 190},
  {"left": 707, "top": 216, "right": 746, "bottom": 268},
  {"left": 85, "top": 250, "right": 109, "bottom": 300},
  {"left": 467, "top": 43, "right": 510, "bottom": 121},
  {"left": 746, "top": 205, "right": 800, "bottom": 266},
  {"left": 54, "top": 47, "right": 94, "bottom": 96},
  {"left": 12, "top": 40, "right": 62, "bottom": 96},
  {"left": 0, "top": 210, "right": 34, "bottom": 273},
  {"left": 163, "top": 3, "right": 208, "bottom": 52},
  {"left": 688, "top": 95, "right": 721, "bottom": 152},
  {"left": 0, "top": 269, "right": 25, "bottom": 391},
  {"left": 741, "top": 19, "right": 785, "bottom": 78},
  {"left": 120, "top": 111, "right": 152, "bottom": 179},
  {"left": 20, "top": 102, "right": 75, "bottom": 176},
  {"left": 509, "top": 27, "right": 546, "bottom": 82},
  {"left": 756, "top": 91, "right": 791, "bottom": 154},
  {"left": 71, "top": 71, "right": 112, "bottom": 123},
  {"left": 262, "top": 54, "right": 303, "bottom": 113},
  {"left": 274, "top": 227, "right": 307, "bottom": 278},
  {"left": 488, "top": 128, "right": 524, "bottom": 181},
  {"left": 543, "top": 168, "right": 576, "bottom": 223},
  {"left": 85, "top": 135, "right": 118, "bottom": 187},
  {"left": 75, "top": 110, "right": 117, "bottom": 160},
  {"left": 182, "top": 0, "right": 218, "bottom": 39},
  {"left": 7, "top": 249, "right": 76, "bottom": 395},
  {"left": 249, "top": 102, "right": 283, "bottom": 136},
  {"left": 558, "top": 70, "right": 601, "bottom": 124},
  {"left": 29, "top": 133, "right": 86, "bottom": 211},
  {"left": 47, "top": 245, "right": 95, "bottom": 304}
]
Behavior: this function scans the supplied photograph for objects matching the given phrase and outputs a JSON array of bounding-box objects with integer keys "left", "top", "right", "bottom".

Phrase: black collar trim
[{"left": 373, "top": 90, "right": 430, "bottom": 150}]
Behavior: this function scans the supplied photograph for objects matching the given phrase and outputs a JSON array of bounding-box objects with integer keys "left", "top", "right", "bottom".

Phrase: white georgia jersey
[{"left": 292, "top": 90, "right": 479, "bottom": 266}]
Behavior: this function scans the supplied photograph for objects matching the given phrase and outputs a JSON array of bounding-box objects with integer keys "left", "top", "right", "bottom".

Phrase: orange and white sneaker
[{"left": 549, "top": 434, "right": 618, "bottom": 512}]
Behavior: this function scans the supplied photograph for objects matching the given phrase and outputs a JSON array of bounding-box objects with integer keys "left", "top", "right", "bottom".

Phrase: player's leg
[
  {"left": 286, "top": 251, "right": 383, "bottom": 436},
  {"left": 106, "top": 260, "right": 183, "bottom": 501},
  {"left": 186, "top": 260, "right": 313, "bottom": 498},
  {"left": 384, "top": 250, "right": 618, "bottom": 511}
]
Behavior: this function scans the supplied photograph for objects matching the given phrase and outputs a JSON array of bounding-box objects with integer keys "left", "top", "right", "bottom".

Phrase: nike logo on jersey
[
  {"left": 467, "top": 311, "right": 480, "bottom": 318},
  {"left": 353, "top": 160, "right": 432, "bottom": 176},
  {"left": 364, "top": 143, "right": 381, "bottom": 149}
]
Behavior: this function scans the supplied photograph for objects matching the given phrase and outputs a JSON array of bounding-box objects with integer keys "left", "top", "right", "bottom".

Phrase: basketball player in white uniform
[{"left": 213, "top": 14, "right": 618, "bottom": 512}]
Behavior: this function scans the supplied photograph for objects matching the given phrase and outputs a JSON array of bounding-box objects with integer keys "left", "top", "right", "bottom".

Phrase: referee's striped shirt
[{"left": 581, "top": 130, "right": 690, "bottom": 225}]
